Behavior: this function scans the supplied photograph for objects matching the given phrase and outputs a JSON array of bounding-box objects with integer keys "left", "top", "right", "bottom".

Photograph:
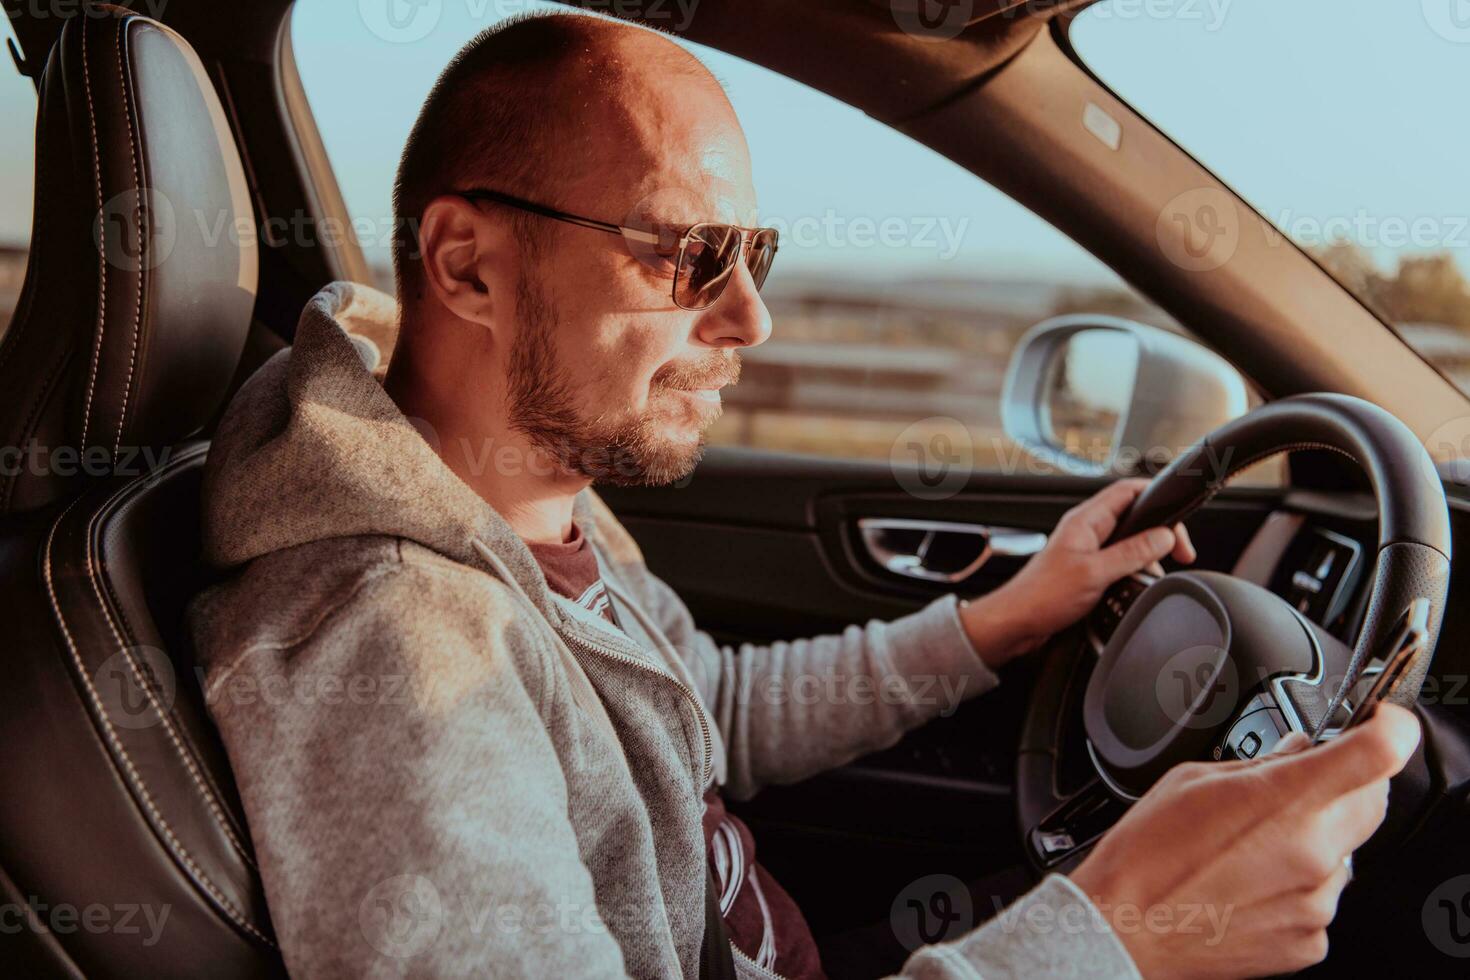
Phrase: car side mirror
[{"left": 1001, "top": 315, "right": 1249, "bottom": 476}]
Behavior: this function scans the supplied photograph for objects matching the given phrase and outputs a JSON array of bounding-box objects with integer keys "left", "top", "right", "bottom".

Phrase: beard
[{"left": 506, "top": 272, "right": 740, "bottom": 487}]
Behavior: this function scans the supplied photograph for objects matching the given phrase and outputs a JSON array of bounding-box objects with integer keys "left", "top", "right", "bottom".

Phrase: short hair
[{"left": 391, "top": 12, "right": 708, "bottom": 310}]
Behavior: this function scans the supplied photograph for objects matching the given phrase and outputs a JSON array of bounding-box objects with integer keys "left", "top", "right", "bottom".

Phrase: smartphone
[
  {"left": 1316, "top": 598, "right": 1431, "bottom": 743},
  {"left": 1343, "top": 598, "right": 1432, "bottom": 730}
]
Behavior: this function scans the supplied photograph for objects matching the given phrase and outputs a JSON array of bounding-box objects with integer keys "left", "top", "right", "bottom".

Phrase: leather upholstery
[
  {"left": 0, "top": 6, "right": 281, "bottom": 975},
  {"left": 0, "top": 3, "right": 255, "bottom": 515}
]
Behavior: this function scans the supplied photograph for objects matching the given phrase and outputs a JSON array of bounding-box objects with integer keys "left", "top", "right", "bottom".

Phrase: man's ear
[{"left": 416, "top": 194, "right": 514, "bottom": 331}]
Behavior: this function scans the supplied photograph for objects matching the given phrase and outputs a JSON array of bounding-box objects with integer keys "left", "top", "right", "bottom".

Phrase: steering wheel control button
[
  {"left": 1030, "top": 781, "right": 1130, "bottom": 868},
  {"left": 1091, "top": 574, "right": 1152, "bottom": 644},
  {"left": 1220, "top": 705, "right": 1286, "bottom": 762},
  {"left": 1037, "top": 831, "right": 1075, "bottom": 856},
  {"left": 1237, "top": 731, "right": 1262, "bottom": 758}
]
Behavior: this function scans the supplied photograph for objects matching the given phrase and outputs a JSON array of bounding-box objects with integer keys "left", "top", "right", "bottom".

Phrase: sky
[{"left": 3, "top": 1, "right": 1468, "bottom": 288}]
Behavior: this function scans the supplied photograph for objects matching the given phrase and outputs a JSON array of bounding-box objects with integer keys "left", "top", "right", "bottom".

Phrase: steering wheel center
[{"left": 1084, "top": 571, "right": 1324, "bottom": 799}]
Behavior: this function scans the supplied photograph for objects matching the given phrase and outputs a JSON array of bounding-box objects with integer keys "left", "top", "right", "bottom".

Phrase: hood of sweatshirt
[{"left": 201, "top": 280, "right": 586, "bottom": 624}]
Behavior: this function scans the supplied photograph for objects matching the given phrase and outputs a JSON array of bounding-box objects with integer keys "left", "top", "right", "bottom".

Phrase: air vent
[{"left": 1269, "top": 527, "right": 1363, "bottom": 628}]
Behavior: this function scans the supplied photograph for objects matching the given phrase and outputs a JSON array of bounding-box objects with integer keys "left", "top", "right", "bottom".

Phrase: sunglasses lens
[
  {"left": 747, "top": 229, "right": 778, "bottom": 291},
  {"left": 676, "top": 224, "right": 742, "bottom": 310},
  {"left": 674, "top": 225, "right": 779, "bottom": 310}
]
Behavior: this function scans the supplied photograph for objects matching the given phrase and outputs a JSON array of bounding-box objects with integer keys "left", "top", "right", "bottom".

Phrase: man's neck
[{"left": 383, "top": 335, "right": 585, "bottom": 546}]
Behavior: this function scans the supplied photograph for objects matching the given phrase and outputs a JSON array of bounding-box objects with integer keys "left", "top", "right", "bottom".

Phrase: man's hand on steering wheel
[{"left": 959, "top": 478, "right": 1197, "bottom": 669}]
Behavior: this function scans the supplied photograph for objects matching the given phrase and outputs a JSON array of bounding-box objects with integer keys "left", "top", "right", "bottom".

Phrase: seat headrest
[{"left": 0, "top": 3, "right": 257, "bottom": 515}]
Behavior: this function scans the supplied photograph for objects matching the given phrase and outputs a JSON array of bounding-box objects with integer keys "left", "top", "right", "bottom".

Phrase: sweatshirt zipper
[
  {"left": 470, "top": 536, "right": 712, "bottom": 785},
  {"left": 566, "top": 633, "right": 782, "bottom": 980},
  {"left": 561, "top": 630, "right": 714, "bottom": 787},
  {"left": 729, "top": 940, "right": 788, "bottom": 980}
]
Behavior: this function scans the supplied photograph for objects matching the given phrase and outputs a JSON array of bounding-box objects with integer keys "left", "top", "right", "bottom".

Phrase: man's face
[{"left": 499, "top": 82, "right": 772, "bottom": 487}]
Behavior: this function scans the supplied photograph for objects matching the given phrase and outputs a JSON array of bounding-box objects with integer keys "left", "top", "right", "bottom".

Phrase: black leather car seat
[{"left": 0, "top": 6, "right": 283, "bottom": 976}]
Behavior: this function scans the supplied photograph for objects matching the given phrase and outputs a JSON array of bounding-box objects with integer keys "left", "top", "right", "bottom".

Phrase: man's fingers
[
  {"left": 1230, "top": 861, "right": 1352, "bottom": 934},
  {"left": 1171, "top": 523, "right": 1197, "bottom": 564},
  {"left": 1098, "top": 526, "right": 1176, "bottom": 581},
  {"left": 1269, "top": 731, "right": 1312, "bottom": 756},
  {"left": 1261, "top": 704, "right": 1420, "bottom": 807},
  {"left": 1071, "top": 478, "right": 1150, "bottom": 544}
]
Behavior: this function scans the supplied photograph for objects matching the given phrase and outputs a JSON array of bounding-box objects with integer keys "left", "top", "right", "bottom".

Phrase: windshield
[{"left": 1069, "top": 0, "right": 1470, "bottom": 406}]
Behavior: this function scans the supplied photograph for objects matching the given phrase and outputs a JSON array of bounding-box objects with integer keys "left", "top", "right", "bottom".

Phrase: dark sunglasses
[{"left": 456, "top": 188, "right": 779, "bottom": 312}]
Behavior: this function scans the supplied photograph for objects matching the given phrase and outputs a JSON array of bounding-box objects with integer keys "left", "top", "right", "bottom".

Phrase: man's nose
[{"left": 692, "top": 259, "right": 772, "bottom": 349}]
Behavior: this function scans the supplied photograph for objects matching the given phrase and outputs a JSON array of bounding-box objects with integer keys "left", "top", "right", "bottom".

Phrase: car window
[
  {"left": 1070, "top": 0, "right": 1470, "bottom": 410},
  {"left": 291, "top": 0, "right": 1278, "bottom": 482},
  {"left": 0, "top": 20, "right": 36, "bottom": 341}
]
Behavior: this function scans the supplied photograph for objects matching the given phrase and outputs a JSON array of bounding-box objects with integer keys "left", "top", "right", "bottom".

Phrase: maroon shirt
[{"left": 527, "top": 523, "right": 826, "bottom": 979}]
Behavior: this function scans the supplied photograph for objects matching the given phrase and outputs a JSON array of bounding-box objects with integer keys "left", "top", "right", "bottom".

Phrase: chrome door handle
[{"left": 857, "top": 518, "right": 1047, "bottom": 584}]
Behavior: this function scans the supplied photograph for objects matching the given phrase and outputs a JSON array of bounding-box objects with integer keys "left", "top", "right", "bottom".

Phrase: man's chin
[
  {"left": 524, "top": 411, "right": 713, "bottom": 487},
  {"left": 592, "top": 438, "right": 706, "bottom": 488}
]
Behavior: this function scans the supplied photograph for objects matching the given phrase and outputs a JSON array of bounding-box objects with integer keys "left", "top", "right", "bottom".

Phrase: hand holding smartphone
[{"left": 1313, "top": 597, "right": 1431, "bottom": 744}]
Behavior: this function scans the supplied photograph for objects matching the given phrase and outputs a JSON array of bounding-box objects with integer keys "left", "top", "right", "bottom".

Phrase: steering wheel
[{"left": 1016, "top": 393, "right": 1453, "bottom": 874}]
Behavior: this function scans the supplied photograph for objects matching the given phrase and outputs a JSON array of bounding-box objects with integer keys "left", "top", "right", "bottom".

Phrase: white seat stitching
[
  {"left": 83, "top": 444, "right": 258, "bottom": 869},
  {"left": 112, "top": 16, "right": 143, "bottom": 460},
  {"left": 78, "top": 17, "right": 107, "bottom": 451},
  {"left": 43, "top": 468, "right": 275, "bottom": 948}
]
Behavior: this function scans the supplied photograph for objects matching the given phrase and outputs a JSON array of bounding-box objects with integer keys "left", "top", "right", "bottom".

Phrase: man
[{"left": 189, "top": 12, "right": 1419, "bottom": 979}]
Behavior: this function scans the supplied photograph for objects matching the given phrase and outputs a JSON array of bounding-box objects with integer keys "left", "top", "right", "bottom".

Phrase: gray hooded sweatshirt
[{"left": 188, "top": 282, "right": 1140, "bottom": 979}]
